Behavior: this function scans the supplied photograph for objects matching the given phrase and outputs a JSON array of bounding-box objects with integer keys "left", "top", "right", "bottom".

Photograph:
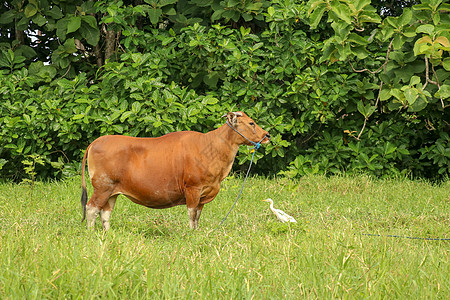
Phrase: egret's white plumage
[{"left": 262, "top": 198, "right": 297, "bottom": 223}]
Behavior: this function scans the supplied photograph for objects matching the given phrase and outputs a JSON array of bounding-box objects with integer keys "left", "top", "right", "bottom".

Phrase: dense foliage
[{"left": 0, "top": 0, "right": 449, "bottom": 180}]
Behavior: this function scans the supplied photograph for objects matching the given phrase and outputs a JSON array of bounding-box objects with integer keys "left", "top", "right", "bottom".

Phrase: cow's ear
[{"left": 226, "top": 112, "right": 238, "bottom": 126}]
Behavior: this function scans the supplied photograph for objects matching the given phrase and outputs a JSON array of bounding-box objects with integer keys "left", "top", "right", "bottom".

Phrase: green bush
[{"left": 0, "top": 0, "right": 449, "bottom": 180}]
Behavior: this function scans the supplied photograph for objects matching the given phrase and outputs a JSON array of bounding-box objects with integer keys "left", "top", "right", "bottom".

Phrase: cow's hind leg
[
  {"left": 86, "top": 203, "right": 100, "bottom": 229},
  {"left": 100, "top": 196, "right": 117, "bottom": 231},
  {"left": 86, "top": 189, "right": 114, "bottom": 230}
]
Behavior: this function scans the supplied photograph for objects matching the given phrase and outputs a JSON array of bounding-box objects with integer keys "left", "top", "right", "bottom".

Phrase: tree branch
[
  {"left": 423, "top": 56, "right": 437, "bottom": 89},
  {"left": 424, "top": 56, "right": 448, "bottom": 109},
  {"left": 348, "top": 38, "right": 394, "bottom": 74},
  {"left": 350, "top": 39, "right": 393, "bottom": 140},
  {"left": 430, "top": 60, "right": 446, "bottom": 109}
]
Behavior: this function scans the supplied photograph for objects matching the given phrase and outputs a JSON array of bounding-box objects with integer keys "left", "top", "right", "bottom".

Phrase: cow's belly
[
  {"left": 114, "top": 184, "right": 186, "bottom": 209},
  {"left": 124, "top": 193, "right": 186, "bottom": 209},
  {"left": 112, "top": 168, "right": 186, "bottom": 209}
]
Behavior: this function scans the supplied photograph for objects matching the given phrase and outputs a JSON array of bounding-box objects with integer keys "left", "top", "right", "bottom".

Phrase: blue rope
[
  {"left": 210, "top": 122, "right": 267, "bottom": 233},
  {"left": 361, "top": 233, "right": 450, "bottom": 241},
  {"left": 211, "top": 148, "right": 257, "bottom": 233},
  {"left": 226, "top": 121, "right": 262, "bottom": 150}
]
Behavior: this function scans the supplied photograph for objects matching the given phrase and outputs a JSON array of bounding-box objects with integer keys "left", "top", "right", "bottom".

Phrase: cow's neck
[
  {"left": 208, "top": 124, "right": 241, "bottom": 157},
  {"left": 204, "top": 124, "right": 242, "bottom": 177}
]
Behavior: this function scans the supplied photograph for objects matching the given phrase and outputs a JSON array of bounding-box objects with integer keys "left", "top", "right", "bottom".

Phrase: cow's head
[{"left": 224, "top": 111, "right": 271, "bottom": 146}]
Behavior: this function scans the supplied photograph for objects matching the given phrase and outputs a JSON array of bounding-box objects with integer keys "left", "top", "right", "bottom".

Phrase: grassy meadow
[{"left": 0, "top": 175, "right": 448, "bottom": 299}]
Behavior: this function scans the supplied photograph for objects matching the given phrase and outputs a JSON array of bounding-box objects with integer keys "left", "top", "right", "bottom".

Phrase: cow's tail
[{"left": 81, "top": 145, "right": 90, "bottom": 223}]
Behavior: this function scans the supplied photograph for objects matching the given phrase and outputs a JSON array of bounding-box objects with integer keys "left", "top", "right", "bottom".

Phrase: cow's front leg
[
  {"left": 187, "top": 207, "right": 197, "bottom": 229},
  {"left": 185, "top": 187, "right": 201, "bottom": 229},
  {"left": 193, "top": 204, "right": 204, "bottom": 229}
]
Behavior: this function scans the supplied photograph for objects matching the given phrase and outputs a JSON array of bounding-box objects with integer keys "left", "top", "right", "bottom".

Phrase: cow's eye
[{"left": 249, "top": 122, "right": 255, "bottom": 126}]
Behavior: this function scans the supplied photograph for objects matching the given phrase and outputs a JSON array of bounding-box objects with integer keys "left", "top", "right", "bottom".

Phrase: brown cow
[{"left": 81, "top": 111, "right": 270, "bottom": 230}]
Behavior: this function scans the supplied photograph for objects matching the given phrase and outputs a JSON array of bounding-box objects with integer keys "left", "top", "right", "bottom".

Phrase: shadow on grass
[
  {"left": 118, "top": 216, "right": 182, "bottom": 238},
  {"left": 263, "top": 221, "right": 307, "bottom": 236}
]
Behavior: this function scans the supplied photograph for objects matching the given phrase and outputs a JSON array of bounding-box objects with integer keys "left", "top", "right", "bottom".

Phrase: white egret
[{"left": 262, "top": 198, "right": 297, "bottom": 223}]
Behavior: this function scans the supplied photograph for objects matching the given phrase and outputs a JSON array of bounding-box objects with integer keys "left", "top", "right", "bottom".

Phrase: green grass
[{"left": 0, "top": 175, "right": 449, "bottom": 299}]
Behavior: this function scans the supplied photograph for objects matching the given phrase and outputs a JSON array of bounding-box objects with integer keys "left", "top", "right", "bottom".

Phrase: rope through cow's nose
[{"left": 226, "top": 121, "right": 266, "bottom": 149}]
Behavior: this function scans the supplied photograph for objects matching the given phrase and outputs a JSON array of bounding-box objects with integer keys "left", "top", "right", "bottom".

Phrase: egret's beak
[{"left": 261, "top": 199, "right": 269, "bottom": 202}]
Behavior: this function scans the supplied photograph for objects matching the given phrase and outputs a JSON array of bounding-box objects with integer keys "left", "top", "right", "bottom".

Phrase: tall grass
[{"left": 0, "top": 175, "right": 448, "bottom": 298}]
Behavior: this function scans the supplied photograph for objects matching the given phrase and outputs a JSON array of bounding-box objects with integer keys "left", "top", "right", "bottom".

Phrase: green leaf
[
  {"left": 414, "top": 36, "right": 432, "bottom": 56},
  {"left": 16, "top": 16, "right": 29, "bottom": 31},
  {"left": 204, "top": 96, "right": 218, "bottom": 105},
  {"left": 149, "top": 8, "right": 162, "bottom": 25},
  {"left": 354, "top": 0, "right": 371, "bottom": 11},
  {"left": 153, "top": 120, "right": 162, "bottom": 127},
  {"left": 435, "top": 85, "right": 450, "bottom": 99},
  {"left": 162, "top": 36, "right": 174, "bottom": 46},
  {"left": 357, "top": 101, "right": 375, "bottom": 118},
  {"left": 240, "top": 26, "right": 250, "bottom": 36},
  {"left": 223, "top": 40, "right": 237, "bottom": 50},
  {"left": 381, "top": 25, "right": 394, "bottom": 40},
  {"left": 160, "top": 0, "right": 177, "bottom": 5},
  {"left": 82, "top": 15, "right": 97, "bottom": 28},
  {"left": 413, "top": 3, "right": 432, "bottom": 11},
  {"left": 386, "top": 16, "right": 400, "bottom": 28},
  {"left": 409, "top": 95, "right": 428, "bottom": 112},
  {"left": 56, "top": 18, "right": 69, "bottom": 40},
  {"left": 0, "top": 159, "right": 7, "bottom": 170},
  {"left": 63, "top": 38, "right": 77, "bottom": 54},
  {"left": 416, "top": 24, "right": 435, "bottom": 35},
  {"left": 23, "top": 113, "right": 31, "bottom": 124},
  {"left": 46, "top": 6, "right": 63, "bottom": 19},
  {"left": 332, "top": 2, "right": 352, "bottom": 24},
  {"left": 403, "top": 29, "right": 416, "bottom": 38},
  {"left": 393, "top": 35, "right": 405, "bottom": 50},
  {"left": 379, "top": 88, "right": 391, "bottom": 101},
  {"left": 308, "top": 0, "right": 326, "bottom": 14},
  {"left": 384, "top": 142, "right": 397, "bottom": 155},
  {"left": 352, "top": 46, "right": 370, "bottom": 59},
  {"left": 398, "top": 8, "right": 412, "bottom": 27},
  {"left": 336, "top": 43, "right": 351, "bottom": 60},
  {"left": 32, "top": 14, "right": 47, "bottom": 26},
  {"left": 241, "top": 13, "right": 252, "bottom": 22},
  {"left": 347, "top": 33, "right": 368, "bottom": 45},
  {"left": 79, "top": 22, "right": 100, "bottom": 46},
  {"left": 67, "top": 16, "right": 81, "bottom": 34},
  {"left": 391, "top": 88, "right": 402, "bottom": 100},
  {"left": 24, "top": 4, "right": 38, "bottom": 18},
  {"left": 211, "top": 9, "right": 224, "bottom": 22},
  {"left": 165, "top": 8, "right": 176, "bottom": 16},
  {"left": 13, "top": 55, "right": 26, "bottom": 65},
  {"left": 120, "top": 111, "right": 133, "bottom": 122},
  {"left": 443, "top": 58, "right": 450, "bottom": 71},
  {"left": 132, "top": 102, "right": 142, "bottom": 114},
  {"left": 321, "top": 42, "right": 336, "bottom": 62},
  {"left": 204, "top": 72, "right": 219, "bottom": 88},
  {"left": 433, "top": 12, "right": 440, "bottom": 25},
  {"left": 268, "top": 6, "right": 275, "bottom": 17},
  {"left": 410, "top": 76, "right": 421, "bottom": 86},
  {"left": 309, "top": 3, "right": 327, "bottom": 29},
  {"left": 16, "top": 45, "right": 36, "bottom": 58},
  {"left": 358, "top": 11, "right": 381, "bottom": 24},
  {"left": 72, "top": 114, "right": 85, "bottom": 120},
  {"left": 0, "top": 10, "right": 16, "bottom": 24},
  {"left": 438, "top": 4, "right": 450, "bottom": 11},
  {"left": 251, "top": 42, "right": 264, "bottom": 51},
  {"left": 404, "top": 87, "right": 418, "bottom": 105},
  {"left": 332, "top": 22, "right": 351, "bottom": 43}
]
